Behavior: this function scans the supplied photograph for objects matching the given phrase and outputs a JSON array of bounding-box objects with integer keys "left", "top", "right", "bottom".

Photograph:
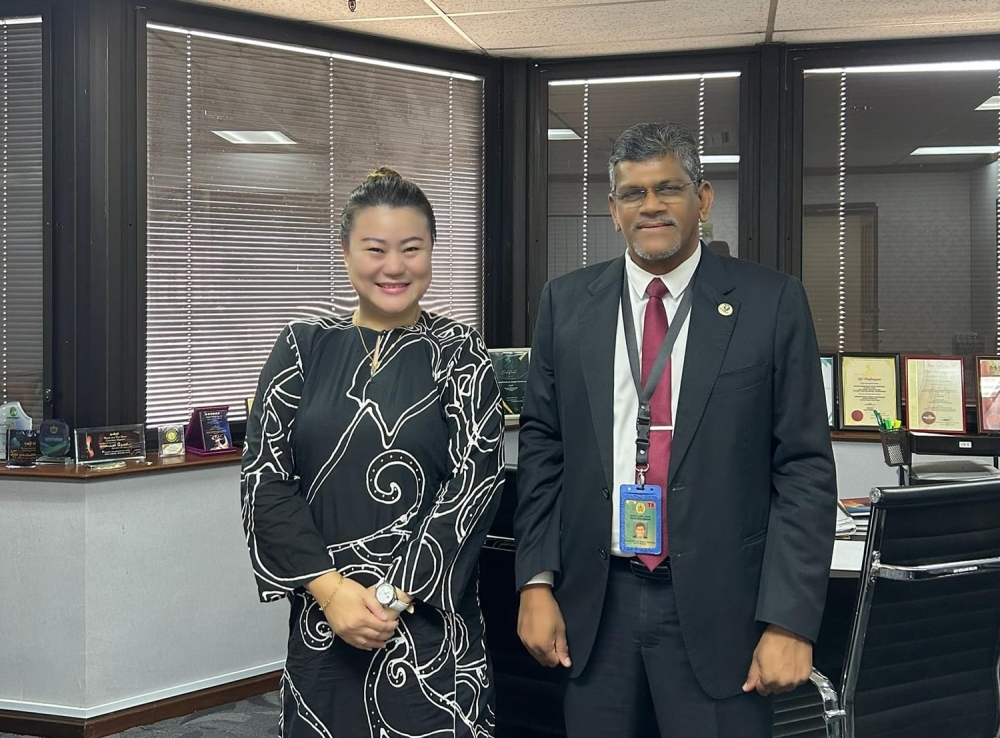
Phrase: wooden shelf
[{"left": 0, "top": 450, "right": 242, "bottom": 481}]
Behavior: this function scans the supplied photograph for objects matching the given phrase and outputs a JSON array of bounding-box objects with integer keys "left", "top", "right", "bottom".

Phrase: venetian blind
[
  {"left": 146, "top": 25, "right": 485, "bottom": 427},
  {"left": 546, "top": 73, "right": 741, "bottom": 283},
  {"left": 0, "top": 19, "right": 44, "bottom": 420}
]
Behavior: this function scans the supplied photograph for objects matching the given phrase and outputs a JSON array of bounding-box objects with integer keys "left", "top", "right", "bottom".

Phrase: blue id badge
[{"left": 619, "top": 484, "right": 662, "bottom": 555}]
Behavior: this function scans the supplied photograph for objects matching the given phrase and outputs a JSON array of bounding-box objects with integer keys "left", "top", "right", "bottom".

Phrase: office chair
[
  {"left": 837, "top": 479, "right": 1000, "bottom": 737},
  {"left": 773, "top": 668, "right": 845, "bottom": 737}
]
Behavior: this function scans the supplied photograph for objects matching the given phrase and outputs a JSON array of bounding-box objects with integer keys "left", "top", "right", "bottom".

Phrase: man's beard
[{"left": 629, "top": 238, "right": 684, "bottom": 262}]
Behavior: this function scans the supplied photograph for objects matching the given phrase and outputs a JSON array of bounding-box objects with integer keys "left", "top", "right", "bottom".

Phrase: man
[{"left": 514, "top": 122, "right": 836, "bottom": 737}]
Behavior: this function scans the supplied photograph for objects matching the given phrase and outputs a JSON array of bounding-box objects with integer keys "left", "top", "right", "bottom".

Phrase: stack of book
[{"left": 840, "top": 497, "right": 872, "bottom": 517}]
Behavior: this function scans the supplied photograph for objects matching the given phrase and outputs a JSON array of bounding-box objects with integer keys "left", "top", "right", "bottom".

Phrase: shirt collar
[{"left": 624, "top": 241, "right": 702, "bottom": 302}]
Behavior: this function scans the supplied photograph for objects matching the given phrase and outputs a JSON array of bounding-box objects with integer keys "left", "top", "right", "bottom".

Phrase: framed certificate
[
  {"left": 903, "top": 356, "right": 966, "bottom": 434},
  {"left": 820, "top": 354, "right": 836, "bottom": 428},
  {"left": 975, "top": 356, "right": 1000, "bottom": 433},
  {"left": 837, "top": 353, "right": 901, "bottom": 430}
]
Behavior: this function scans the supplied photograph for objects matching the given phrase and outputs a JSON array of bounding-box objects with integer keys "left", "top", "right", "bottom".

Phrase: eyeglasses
[{"left": 612, "top": 180, "right": 701, "bottom": 207}]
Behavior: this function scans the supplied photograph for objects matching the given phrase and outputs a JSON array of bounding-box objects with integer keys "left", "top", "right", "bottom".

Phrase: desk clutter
[{"left": 877, "top": 424, "right": 1000, "bottom": 486}]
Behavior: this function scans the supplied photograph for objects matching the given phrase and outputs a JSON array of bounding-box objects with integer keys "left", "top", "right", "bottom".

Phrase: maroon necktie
[{"left": 637, "top": 278, "right": 671, "bottom": 571}]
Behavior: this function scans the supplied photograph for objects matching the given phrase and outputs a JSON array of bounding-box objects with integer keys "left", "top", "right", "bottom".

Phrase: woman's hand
[
  {"left": 309, "top": 573, "right": 398, "bottom": 650},
  {"left": 366, "top": 584, "right": 413, "bottom": 622}
]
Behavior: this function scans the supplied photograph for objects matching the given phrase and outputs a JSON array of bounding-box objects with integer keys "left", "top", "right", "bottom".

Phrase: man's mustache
[{"left": 634, "top": 218, "right": 677, "bottom": 229}]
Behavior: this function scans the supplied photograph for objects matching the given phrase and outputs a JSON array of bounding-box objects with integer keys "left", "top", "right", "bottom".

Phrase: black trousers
[{"left": 563, "top": 557, "right": 772, "bottom": 738}]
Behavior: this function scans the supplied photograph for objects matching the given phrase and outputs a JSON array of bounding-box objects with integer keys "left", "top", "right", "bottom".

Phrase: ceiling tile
[
  {"left": 436, "top": 0, "right": 648, "bottom": 11},
  {"left": 187, "top": 0, "right": 434, "bottom": 23},
  {"left": 499, "top": 33, "right": 765, "bottom": 58},
  {"left": 451, "top": 0, "right": 769, "bottom": 50},
  {"left": 775, "top": 0, "right": 1000, "bottom": 32},
  {"left": 320, "top": 17, "right": 482, "bottom": 52},
  {"left": 773, "top": 21, "right": 1000, "bottom": 44}
]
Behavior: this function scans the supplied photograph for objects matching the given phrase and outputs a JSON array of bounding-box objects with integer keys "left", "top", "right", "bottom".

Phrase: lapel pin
[{"left": 718, "top": 303, "right": 733, "bottom": 316}]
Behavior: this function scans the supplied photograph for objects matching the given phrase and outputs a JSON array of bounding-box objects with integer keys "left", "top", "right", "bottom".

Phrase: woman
[{"left": 241, "top": 168, "right": 505, "bottom": 737}]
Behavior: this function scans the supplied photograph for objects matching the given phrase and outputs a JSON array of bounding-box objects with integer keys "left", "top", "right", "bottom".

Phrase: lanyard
[{"left": 620, "top": 271, "right": 696, "bottom": 485}]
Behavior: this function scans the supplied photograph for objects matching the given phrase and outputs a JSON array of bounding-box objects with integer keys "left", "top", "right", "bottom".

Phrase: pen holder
[{"left": 878, "top": 428, "right": 910, "bottom": 467}]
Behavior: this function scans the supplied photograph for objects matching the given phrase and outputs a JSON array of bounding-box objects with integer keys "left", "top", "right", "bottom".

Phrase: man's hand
[
  {"left": 743, "top": 624, "right": 813, "bottom": 696},
  {"left": 517, "top": 585, "right": 571, "bottom": 668}
]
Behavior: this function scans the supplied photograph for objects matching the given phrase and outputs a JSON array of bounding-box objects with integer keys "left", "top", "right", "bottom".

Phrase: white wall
[
  {"left": 803, "top": 171, "right": 976, "bottom": 356},
  {"left": 0, "top": 465, "right": 287, "bottom": 718},
  {"left": 969, "top": 161, "right": 998, "bottom": 349},
  {"left": 831, "top": 441, "right": 899, "bottom": 497}
]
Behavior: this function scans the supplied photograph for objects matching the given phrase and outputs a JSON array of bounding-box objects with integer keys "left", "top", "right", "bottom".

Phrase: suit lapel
[
  {"left": 669, "top": 248, "right": 738, "bottom": 484},
  {"left": 580, "top": 257, "right": 624, "bottom": 490}
]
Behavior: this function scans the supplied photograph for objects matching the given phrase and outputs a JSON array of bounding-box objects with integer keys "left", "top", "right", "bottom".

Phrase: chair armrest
[{"left": 807, "top": 668, "right": 846, "bottom": 737}]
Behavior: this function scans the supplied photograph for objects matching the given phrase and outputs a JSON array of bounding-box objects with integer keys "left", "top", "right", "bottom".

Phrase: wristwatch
[{"left": 375, "top": 580, "right": 410, "bottom": 613}]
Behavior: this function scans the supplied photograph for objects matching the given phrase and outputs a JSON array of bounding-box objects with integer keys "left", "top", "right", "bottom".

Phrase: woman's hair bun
[{"left": 366, "top": 166, "right": 403, "bottom": 182}]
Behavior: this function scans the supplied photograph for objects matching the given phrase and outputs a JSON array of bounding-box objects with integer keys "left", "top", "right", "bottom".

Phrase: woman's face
[{"left": 343, "top": 206, "right": 432, "bottom": 323}]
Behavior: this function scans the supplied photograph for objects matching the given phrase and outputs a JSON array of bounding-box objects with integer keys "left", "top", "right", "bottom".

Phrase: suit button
[
  {"left": 602, "top": 487, "right": 610, "bottom": 499},
  {"left": 598, "top": 548, "right": 607, "bottom": 559}
]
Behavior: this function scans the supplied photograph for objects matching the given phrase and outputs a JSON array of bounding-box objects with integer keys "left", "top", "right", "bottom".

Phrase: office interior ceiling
[{"left": 185, "top": 0, "right": 1000, "bottom": 58}]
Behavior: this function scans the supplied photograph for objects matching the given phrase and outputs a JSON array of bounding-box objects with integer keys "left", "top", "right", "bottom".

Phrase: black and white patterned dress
[{"left": 241, "top": 311, "right": 505, "bottom": 738}]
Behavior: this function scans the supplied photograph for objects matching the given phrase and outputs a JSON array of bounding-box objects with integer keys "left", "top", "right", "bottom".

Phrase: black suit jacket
[{"left": 514, "top": 246, "right": 837, "bottom": 699}]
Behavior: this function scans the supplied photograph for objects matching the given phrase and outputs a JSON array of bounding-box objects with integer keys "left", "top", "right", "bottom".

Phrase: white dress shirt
[{"left": 526, "top": 246, "right": 700, "bottom": 586}]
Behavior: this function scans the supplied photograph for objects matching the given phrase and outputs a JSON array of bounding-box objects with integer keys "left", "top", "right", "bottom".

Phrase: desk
[{"left": 0, "top": 458, "right": 286, "bottom": 731}]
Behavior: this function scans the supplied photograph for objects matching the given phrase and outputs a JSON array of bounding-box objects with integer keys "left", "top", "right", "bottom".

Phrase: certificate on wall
[
  {"left": 975, "top": 356, "right": 1000, "bottom": 433},
  {"left": 837, "top": 354, "right": 901, "bottom": 430},
  {"left": 820, "top": 355, "right": 836, "bottom": 428},
  {"left": 904, "top": 356, "right": 966, "bottom": 434}
]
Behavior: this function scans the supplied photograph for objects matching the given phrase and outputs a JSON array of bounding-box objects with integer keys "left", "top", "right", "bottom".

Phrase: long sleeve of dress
[
  {"left": 241, "top": 323, "right": 337, "bottom": 602},
  {"left": 388, "top": 329, "right": 505, "bottom": 612}
]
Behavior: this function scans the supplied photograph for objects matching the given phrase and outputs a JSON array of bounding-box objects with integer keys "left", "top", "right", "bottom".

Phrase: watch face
[{"left": 376, "top": 582, "right": 395, "bottom": 605}]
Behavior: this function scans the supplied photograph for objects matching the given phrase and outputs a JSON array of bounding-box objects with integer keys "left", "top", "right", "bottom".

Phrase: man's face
[
  {"left": 635, "top": 523, "right": 646, "bottom": 539},
  {"left": 608, "top": 155, "right": 714, "bottom": 273}
]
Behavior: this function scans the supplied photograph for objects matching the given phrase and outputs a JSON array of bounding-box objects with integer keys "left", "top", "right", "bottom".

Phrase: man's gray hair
[{"left": 608, "top": 122, "right": 702, "bottom": 192}]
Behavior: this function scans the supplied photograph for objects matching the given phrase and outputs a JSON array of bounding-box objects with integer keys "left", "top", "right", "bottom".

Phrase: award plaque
[
  {"left": 837, "top": 354, "right": 901, "bottom": 430},
  {"left": 185, "top": 406, "right": 234, "bottom": 455},
  {"left": 158, "top": 424, "right": 186, "bottom": 457},
  {"left": 74, "top": 424, "right": 146, "bottom": 465},
  {"left": 37, "top": 420, "right": 72, "bottom": 463},
  {"left": 489, "top": 348, "right": 530, "bottom": 421},
  {"left": 976, "top": 356, "right": 1000, "bottom": 433},
  {"left": 6, "top": 429, "right": 38, "bottom": 468},
  {"left": 0, "top": 400, "right": 32, "bottom": 460},
  {"left": 904, "top": 356, "right": 966, "bottom": 434},
  {"left": 820, "top": 354, "right": 836, "bottom": 428},
  {"left": 245, "top": 397, "right": 254, "bottom": 417}
]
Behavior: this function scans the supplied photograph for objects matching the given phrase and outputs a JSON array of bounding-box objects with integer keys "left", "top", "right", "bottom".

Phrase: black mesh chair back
[{"left": 842, "top": 480, "right": 1000, "bottom": 738}]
